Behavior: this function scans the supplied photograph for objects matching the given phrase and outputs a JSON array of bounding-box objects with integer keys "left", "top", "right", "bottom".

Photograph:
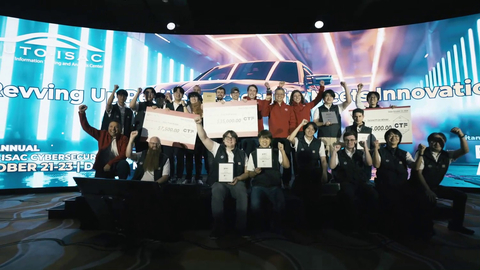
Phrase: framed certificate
[
  {"left": 203, "top": 92, "right": 216, "bottom": 103},
  {"left": 218, "top": 163, "right": 234, "bottom": 182},
  {"left": 256, "top": 148, "right": 272, "bottom": 168},
  {"left": 356, "top": 132, "right": 370, "bottom": 150},
  {"left": 321, "top": 111, "right": 338, "bottom": 124}
]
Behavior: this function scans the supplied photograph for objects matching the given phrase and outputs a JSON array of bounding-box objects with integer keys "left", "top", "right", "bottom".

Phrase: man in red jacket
[
  {"left": 262, "top": 85, "right": 296, "bottom": 188},
  {"left": 79, "top": 104, "right": 130, "bottom": 179}
]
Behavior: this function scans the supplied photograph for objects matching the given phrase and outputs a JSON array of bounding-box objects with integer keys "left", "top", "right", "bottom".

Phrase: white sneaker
[{"left": 197, "top": 180, "right": 204, "bottom": 185}]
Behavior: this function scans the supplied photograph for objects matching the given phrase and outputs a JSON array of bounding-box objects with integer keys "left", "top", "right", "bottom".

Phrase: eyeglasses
[
  {"left": 224, "top": 136, "right": 236, "bottom": 140},
  {"left": 344, "top": 139, "right": 356, "bottom": 142}
]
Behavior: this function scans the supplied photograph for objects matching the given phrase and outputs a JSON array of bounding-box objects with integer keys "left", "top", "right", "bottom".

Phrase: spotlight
[
  {"left": 314, "top": 21, "right": 324, "bottom": 29},
  {"left": 167, "top": 22, "right": 176, "bottom": 30}
]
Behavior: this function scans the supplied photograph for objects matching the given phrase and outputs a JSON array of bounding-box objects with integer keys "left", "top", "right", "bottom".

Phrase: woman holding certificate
[{"left": 194, "top": 116, "right": 249, "bottom": 239}]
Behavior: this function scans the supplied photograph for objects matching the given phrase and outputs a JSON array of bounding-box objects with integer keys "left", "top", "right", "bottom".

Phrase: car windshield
[
  {"left": 198, "top": 64, "right": 234, "bottom": 80},
  {"left": 270, "top": 62, "right": 299, "bottom": 82},
  {"left": 230, "top": 62, "right": 275, "bottom": 80}
]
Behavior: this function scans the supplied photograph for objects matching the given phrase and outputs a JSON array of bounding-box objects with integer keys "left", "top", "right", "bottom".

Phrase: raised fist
[
  {"left": 79, "top": 105, "right": 88, "bottom": 113},
  {"left": 113, "top": 85, "right": 119, "bottom": 91}
]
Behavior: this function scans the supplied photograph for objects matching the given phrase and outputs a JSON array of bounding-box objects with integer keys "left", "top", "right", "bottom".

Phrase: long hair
[{"left": 289, "top": 90, "right": 306, "bottom": 105}]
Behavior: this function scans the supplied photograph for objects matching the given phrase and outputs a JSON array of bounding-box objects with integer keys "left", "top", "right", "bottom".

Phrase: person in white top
[
  {"left": 194, "top": 115, "right": 249, "bottom": 239},
  {"left": 410, "top": 128, "right": 474, "bottom": 237},
  {"left": 126, "top": 130, "right": 170, "bottom": 184},
  {"left": 313, "top": 82, "right": 352, "bottom": 151}
]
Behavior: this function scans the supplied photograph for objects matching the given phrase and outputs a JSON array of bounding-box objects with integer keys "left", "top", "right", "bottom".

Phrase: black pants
[
  {"left": 163, "top": 146, "right": 185, "bottom": 179},
  {"left": 412, "top": 185, "right": 467, "bottom": 233},
  {"left": 338, "top": 181, "right": 379, "bottom": 230},
  {"left": 272, "top": 138, "right": 292, "bottom": 188},
  {"left": 95, "top": 160, "right": 130, "bottom": 179},
  {"left": 185, "top": 136, "right": 206, "bottom": 180}
]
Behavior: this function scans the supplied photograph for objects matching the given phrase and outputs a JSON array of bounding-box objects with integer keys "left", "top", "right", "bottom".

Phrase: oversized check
[
  {"left": 203, "top": 100, "right": 258, "bottom": 138},
  {"left": 361, "top": 106, "right": 412, "bottom": 144},
  {"left": 141, "top": 107, "right": 197, "bottom": 150}
]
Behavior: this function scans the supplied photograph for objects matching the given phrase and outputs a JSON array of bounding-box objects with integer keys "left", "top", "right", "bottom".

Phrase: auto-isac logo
[{"left": 0, "top": 33, "right": 104, "bottom": 63}]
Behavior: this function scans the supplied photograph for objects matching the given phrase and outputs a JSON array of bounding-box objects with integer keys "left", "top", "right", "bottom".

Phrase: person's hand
[
  {"left": 264, "top": 82, "right": 271, "bottom": 89},
  {"left": 373, "top": 140, "right": 380, "bottom": 150},
  {"left": 265, "top": 95, "right": 272, "bottom": 101},
  {"left": 425, "top": 189, "right": 437, "bottom": 203},
  {"left": 103, "top": 164, "right": 111, "bottom": 172},
  {"left": 301, "top": 119, "right": 309, "bottom": 126},
  {"left": 113, "top": 85, "right": 119, "bottom": 91},
  {"left": 137, "top": 87, "right": 142, "bottom": 94},
  {"left": 390, "top": 105, "right": 397, "bottom": 109},
  {"left": 194, "top": 115, "right": 202, "bottom": 124},
  {"left": 165, "top": 94, "right": 172, "bottom": 103},
  {"left": 417, "top": 143, "right": 426, "bottom": 155},
  {"left": 320, "top": 80, "right": 325, "bottom": 86},
  {"left": 357, "top": 83, "right": 363, "bottom": 90},
  {"left": 340, "top": 81, "right": 346, "bottom": 88},
  {"left": 130, "top": 130, "right": 138, "bottom": 138},
  {"left": 279, "top": 81, "right": 285, "bottom": 88},
  {"left": 229, "top": 177, "right": 239, "bottom": 186},
  {"left": 330, "top": 144, "right": 341, "bottom": 153},
  {"left": 278, "top": 142, "right": 284, "bottom": 151},
  {"left": 324, "top": 121, "right": 331, "bottom": 126},
  {"left": 451, "top": 127, "right": 464, "bottom": 137},
  {"left": 79, "top": 105, "right": 88, "bottom": 113},
  {"left": 220, "top": 100, "right": 226, "bottom": 104},
  {"left": 359, "top": 141, "right": 369, "bottom": 150},
  {"left": 181, "top": 100, "right": 186, "bottom": 107},
  {"left": 152, "top": 105, "right": 158, "bottom": 110},
  {"left": 254, "top": 168, "right": 262, "bottom": 174}
]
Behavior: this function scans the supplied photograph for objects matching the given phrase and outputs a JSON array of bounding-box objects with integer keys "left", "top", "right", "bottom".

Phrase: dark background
[{"left": 1, "top": 0, "right": 480, "bottom": 34}]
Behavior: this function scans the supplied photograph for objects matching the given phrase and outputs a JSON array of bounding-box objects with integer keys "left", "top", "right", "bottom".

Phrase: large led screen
[{"left": 1, "top": 14, "right": 480, "bottom": 189}]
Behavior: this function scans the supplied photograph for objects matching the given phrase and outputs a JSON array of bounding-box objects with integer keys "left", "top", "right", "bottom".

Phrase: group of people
[{"left": 78, "top": 81, "right": 474, "bottom": 239}]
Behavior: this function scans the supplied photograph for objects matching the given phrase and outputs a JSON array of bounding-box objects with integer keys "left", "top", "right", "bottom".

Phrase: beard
[{"left": 143, "top": 148, "right": 161, "bottom": 172}]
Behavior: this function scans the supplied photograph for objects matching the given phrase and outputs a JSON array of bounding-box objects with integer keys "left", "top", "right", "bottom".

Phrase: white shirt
[
  {"left": 246, "top": 148, "right": 283, "bottom": 171},
  {"left": 210, "top": 141, "right": 248, "bottom": 165},
  {"left": 334, "top": 147, "right": 366, "bottom": 166},
  {"left": 312, "top": 103, "right": 346, "bottom": 123},
  {"left": 376, "top": 148, "right": 415, "bottom": 166},
  {"left": 292, "top": 136, "right": 326, "bottom": 159},
  {"left": 414, "top": 150, "right": 454, "bottom": 170}
]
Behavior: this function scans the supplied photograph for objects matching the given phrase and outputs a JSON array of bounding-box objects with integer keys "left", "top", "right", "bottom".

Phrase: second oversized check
[
  {"left": 362, "top": 106, "right": 412, "bottom": 144},
  {"left": 203, "top": 100, "right": 259, "bottom": 138},
  {"left": 142, "top": 107, "right": 197, "bottom": 150}
]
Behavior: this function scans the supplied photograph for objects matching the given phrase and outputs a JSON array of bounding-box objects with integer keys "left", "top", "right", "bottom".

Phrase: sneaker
[
  {"left": 448, "top": 224, "right": 475, "bottom": 235},
  {"left": 197, "top": 180, "right": 204, "bottom": 185},
  {"left": 182, "top": 179, "right": 192, "bottom": 184}
]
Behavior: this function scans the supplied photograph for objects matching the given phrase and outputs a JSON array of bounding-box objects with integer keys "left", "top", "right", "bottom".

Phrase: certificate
[
  {"left": 358, "top": 106, "right": 412, "bottom": 144},
  {"left": 321, "top": 111, "right": 338, "bottom": 124},
  {"left": 256, "top": 148, "right": 272, "bottom": 168},
  {"left": 203, "top": 92, "right": 216, "bottom": 103},
  {"left": 203, "top": 100, "right": 258, "bottom": 138},
  {"left": 141, "top": 107, "right": 197, "bottom": 150},
  {"left": 218, "top": 163, "right": 234, "bottom": 182},
  {"left": 356, "top": 132, "right": 370, "bottom": 150}
]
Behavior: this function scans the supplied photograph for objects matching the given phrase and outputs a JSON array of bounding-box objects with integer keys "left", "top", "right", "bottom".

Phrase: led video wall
[{"left": 1, "top": 13, "right": 480, "bottom": 189}]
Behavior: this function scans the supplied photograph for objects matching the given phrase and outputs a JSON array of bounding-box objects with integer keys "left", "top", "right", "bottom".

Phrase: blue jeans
[
  {"left": 250, "top": 185, "right": 285, "bottom": 232},
  {"left": 211, "top": 181, "right": 248, "bottom": 232}
]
